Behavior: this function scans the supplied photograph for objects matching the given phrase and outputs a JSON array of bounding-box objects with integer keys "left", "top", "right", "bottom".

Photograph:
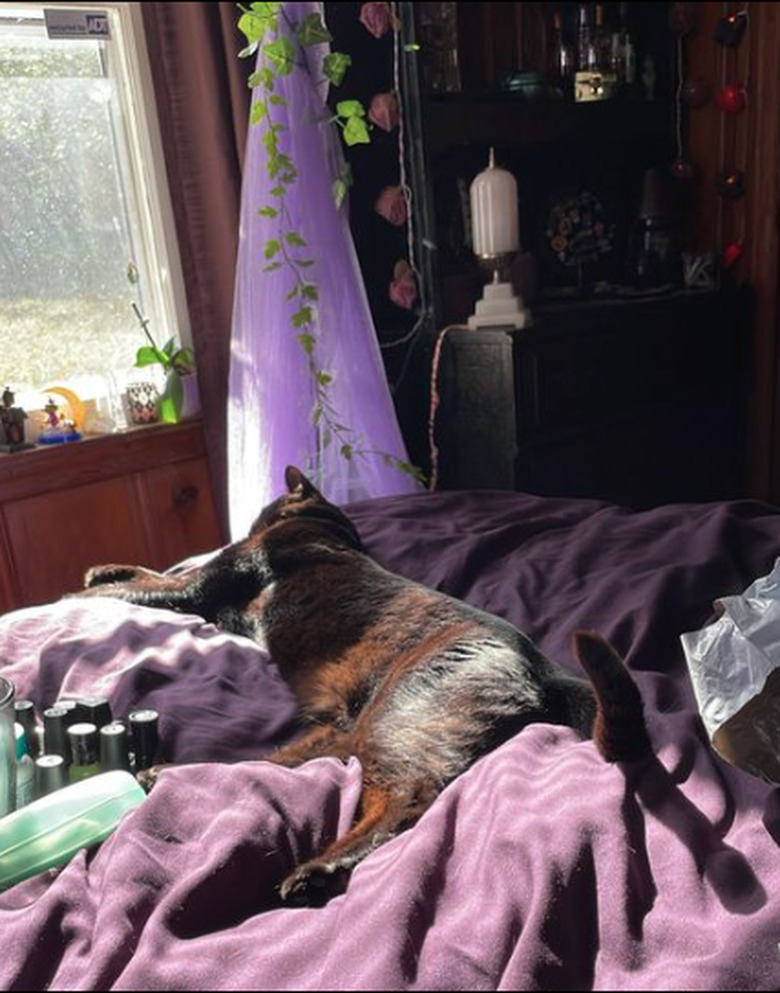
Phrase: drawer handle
[{"left": 173, "top": 483, "right": 199, "bottom": 508}]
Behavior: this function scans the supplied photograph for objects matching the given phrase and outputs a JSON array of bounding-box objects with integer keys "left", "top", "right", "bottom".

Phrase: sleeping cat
[{"left": 81, "top": 466, "right": 650, "bottom": 902}]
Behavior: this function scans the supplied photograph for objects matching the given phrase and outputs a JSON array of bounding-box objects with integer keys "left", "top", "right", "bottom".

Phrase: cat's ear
[{"left": 285, "top": 465, "right": 318, "bottom": 498}]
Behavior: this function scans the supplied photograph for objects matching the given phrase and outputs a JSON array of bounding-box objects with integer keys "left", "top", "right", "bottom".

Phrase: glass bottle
[
  {"left": 550, "top": 10, "right": 574, "bottom": 96},
  {"left": 576, "top": 4, "right": 593, "bottom": 72}
]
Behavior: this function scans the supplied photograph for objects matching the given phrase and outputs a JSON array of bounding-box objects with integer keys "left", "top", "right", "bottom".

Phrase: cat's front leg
[
  {"left": 76, "top": 565, "right": 199, "bottom": 613},
  {"left": 84, "top": 564, "right": 164, "bottom": 588}
]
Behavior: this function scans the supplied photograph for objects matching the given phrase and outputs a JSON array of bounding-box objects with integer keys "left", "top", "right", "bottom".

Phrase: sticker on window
[{"left": 43, "top": 9, "right": 111, "bottom": 40}]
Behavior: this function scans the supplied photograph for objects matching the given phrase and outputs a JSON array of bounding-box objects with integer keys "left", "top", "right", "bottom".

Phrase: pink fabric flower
[
  {"left": 359, "top": 2, "right": 393, "bottom": 39},
  {"left": 389, "top": 267, "right": 418, "bottom": 310},
  {"left": 368, "top": 92, "right": 400, "bottom": 132},
  {"left": 375, "top": 186, "right": 407, "bottom": 227}
]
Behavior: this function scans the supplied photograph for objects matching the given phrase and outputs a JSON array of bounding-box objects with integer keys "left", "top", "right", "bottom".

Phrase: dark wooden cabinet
[
  {"left": 434, "top": 288, "right": 748, "bottom": 507},
  {"left": 0, "top": 421, "right": 223, "bottom": 611}
]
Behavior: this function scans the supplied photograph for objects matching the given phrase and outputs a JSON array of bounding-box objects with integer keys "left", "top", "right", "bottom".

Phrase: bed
[{"left": 0, "top": 487, "right": 779, "bottom": 991}]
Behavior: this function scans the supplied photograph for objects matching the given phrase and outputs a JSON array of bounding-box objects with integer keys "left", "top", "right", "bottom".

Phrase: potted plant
[{"left": 127, "top": 263, "right": 198, "bottom": 424}]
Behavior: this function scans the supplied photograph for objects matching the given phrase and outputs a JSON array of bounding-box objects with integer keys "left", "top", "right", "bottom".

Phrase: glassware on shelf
[{"left": 417, "top": 2, "right": 461, "bottom": 93}]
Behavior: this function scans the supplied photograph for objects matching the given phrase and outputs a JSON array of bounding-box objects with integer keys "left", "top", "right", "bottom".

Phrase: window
[{"left": 0, "top": 2, "right": 188, "bottom": 414}]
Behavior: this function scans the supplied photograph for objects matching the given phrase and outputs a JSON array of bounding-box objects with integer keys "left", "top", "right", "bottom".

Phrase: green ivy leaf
[
  {"left": 343, "top": 116, "right": 370, "bottom": 146},
  {"left": 332, "top": 179, "right": 347, "bottom": 209},
  {"left": 264, "top": 37, "right": 296, "bottom": 77},
  {"left": 296, "top": 259, "right": 315, "bottom": 267},
  {"left": 336, "top": 99, "right": 365, "bottom": 119},
  {"left": 251, "top": 99, "right": 268, "bottom": 125},
  {"left": 251, "top": 0, "right": 281, "bottom": 16},
  {"left": 340, "top": 444, "right": 353, "bottom": 459},
  {"left": 316, "top": 371, "right": 333, "bottom": 386},
  {"left": 285, "top": 231, "right": 307, "bottom": 247},
  {"left": 301, "top": 284, "right": 319, "bottom": 301},
  {"left": 323, "top": 52, "right": 351, "bottom": 87},
  {"left": 248, "top": 70, "right": 263, "bottom": 89},
  {"left": 162, "top": 337, "right": 176, "bottom": 358},
  {"left": 269, "top": 94, "right": 286, "bottom": 106},
  {"left": 238, "top": 41, "right": 259, "bottom": 60},
  {"left": 296, "top": 12, "right": 332, "bottom": 47},
  {"left": 292, "top": 306, "right": 313, "bottom": 328},
  {"left": 296, "top": 332, "right": 315, "bottom": 355},
  {"left": 258, "top": 205, "right": 278, "bottom": 218},
  {"left": 237, "top": 12, "right": 266, "bottom": 45},
  {"left": 259, "top": 67, "right": 275, "bottom": 91},
  {"left": 285, "top": 285, "right": 300, "bottom": 301},
  {"left": 263, "top": 238, "right": 281, "bottom": 259},
  {"left": 312, "top": 404, "right": 323, "bottom": 426},
  {"left": 269, "top": 185, "right": 285, "bottom": 198},
  {"left": 263, "top": 261, "right": 283, "bottom": 272},
  {"left": 263, "top": 130, "right": 278, "bottom": 155}
]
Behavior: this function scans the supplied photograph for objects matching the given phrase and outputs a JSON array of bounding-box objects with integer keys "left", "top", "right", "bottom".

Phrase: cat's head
[{"left": 247, "top": 466, "right": 363, "bottom": 550}]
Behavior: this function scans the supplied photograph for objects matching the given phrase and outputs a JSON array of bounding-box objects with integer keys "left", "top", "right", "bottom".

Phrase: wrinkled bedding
[{"left": 1, "top": 489, "right": 779, "bottom": 991}]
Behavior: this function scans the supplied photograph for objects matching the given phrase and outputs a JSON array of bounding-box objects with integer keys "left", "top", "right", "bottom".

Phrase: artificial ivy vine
[{"left": 237, "top": 2, "right": 423, "bottom": 484}]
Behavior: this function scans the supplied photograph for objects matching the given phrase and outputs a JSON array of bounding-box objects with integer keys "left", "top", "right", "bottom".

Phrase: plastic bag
[{"left": 681, "top": 558, "right": 780, "bottom": 783}]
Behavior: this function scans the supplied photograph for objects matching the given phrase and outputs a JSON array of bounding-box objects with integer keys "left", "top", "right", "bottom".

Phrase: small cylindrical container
[
  {"left": 43, "top": 706, "right": 72, "bottom": 766},
  {"left": 128, "top": 709, "right": 159, "bottom": 773},
  {"left": 67, "top": 723, "right": 101, "bottom": 783},
  {"left": 13, "top": 700, "right": 39, "bottom": 759},
  {"left": 0, "top": 771, "right": 146, "bottom": 891},
  {"left": 57, "top": 699, "right": 86, "bottom": 724},
  {"left": 35, "top": 754, "right": 69, "bottom": 798},
  {"left": 14, "top": 724, "right": 35, "bottom": 809},
  {"left": 0, "top": 677, "right": 16, "bottom": 817},
  {"left": 79, "top": 697, "right": 113, "bottom": 731},
  {"left": 100, "top": 722, "right": 131, "bottom": 772}
]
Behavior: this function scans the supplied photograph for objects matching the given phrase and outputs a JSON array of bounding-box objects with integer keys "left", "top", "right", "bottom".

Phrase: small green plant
[{"left": 127, "top": 262, "right": 195, "bottom": 423}]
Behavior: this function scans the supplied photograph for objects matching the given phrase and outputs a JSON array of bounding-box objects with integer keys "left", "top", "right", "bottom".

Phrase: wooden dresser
[
  {"left": 433, "top": 288, "right": 749, "bottom": 508},
  {"left": 0, "top": 420, "right": 223, "bottom": 613}
]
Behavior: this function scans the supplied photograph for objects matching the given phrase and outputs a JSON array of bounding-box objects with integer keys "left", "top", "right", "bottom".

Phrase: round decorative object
[
  {"left": 715, "top": 13, "right": 747, "bottom": 47},
  {"left": 669, "top": 2, "right": 699, "bottom": 37},
  {"left": 716, "top": 170, "right": 745, "bottom": 200},
  {"left": 722, "top": 241, "right": 744, "bottom": 268},
  {"left": 716, "top": 83, "right": 746, "bottom": 114},
  {"left": 671, "top": 157, "right": 695, "bottom": 181},
  {"left": 544, "top": 189, "right": 616, "bottom": 269},
  {"left": 681, "top": 78, "right": 712, "bottom": 109}
]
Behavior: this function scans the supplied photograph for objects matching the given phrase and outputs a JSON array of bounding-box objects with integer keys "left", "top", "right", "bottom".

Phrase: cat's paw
[
  {"left": 84, "top": 564, "right": 142, "bottom": 589},
  {"left": 279, "top": 859, "right": 348, "bottom": 906}
]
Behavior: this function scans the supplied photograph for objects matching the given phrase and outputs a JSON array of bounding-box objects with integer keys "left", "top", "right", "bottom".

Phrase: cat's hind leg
[
  {"left": 279, "top": 779, "right": 436, "bottom": 904},
  {"left": 265, "top": 724, "right": 353, "bottom": 768}
]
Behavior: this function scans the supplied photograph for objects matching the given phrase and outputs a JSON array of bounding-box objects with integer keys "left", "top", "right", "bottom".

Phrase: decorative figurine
[
  {"left": 0, "top": 387, "right": 34, "bottom": 453},
  {"left": 38, "top": 396, "right": 82, "bottom": 446}
]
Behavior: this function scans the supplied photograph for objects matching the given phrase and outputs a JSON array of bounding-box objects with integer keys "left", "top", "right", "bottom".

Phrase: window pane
[{"left": 0, "top": 5, "right": 172, "bottom": 393}]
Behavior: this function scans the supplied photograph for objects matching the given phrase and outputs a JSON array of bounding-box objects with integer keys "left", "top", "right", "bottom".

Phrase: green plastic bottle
[{"left": 0, "top": 770, "right": 146, "bottom": 891}]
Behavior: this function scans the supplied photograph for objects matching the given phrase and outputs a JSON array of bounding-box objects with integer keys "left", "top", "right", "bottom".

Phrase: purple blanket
[{"left": 1, "top": 490, "right": 780, "bottom": 990}]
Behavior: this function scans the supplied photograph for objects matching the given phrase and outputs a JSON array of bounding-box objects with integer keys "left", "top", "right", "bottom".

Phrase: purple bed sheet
[{"left": 1, "top": 489, "right": 780, "bottom": 991}]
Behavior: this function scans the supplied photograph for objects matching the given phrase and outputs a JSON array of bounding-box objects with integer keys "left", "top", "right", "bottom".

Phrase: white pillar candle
[{"left": 470, "top": 148, "right": 520, "bottom": 258}]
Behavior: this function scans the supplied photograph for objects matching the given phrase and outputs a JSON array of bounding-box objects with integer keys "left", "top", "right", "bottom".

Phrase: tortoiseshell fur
[{"left": 81, "top": 467, "right": 650, "bottom": 902}]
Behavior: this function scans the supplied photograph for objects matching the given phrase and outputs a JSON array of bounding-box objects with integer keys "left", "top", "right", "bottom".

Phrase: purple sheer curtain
[{"left": 227, "top": 1, "right": 420, "bottom": 539}]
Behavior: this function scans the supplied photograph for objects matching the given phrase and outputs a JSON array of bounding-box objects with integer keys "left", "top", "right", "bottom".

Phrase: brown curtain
[{"left": 141, "top": 2, "right": 250, "bottom": 533}]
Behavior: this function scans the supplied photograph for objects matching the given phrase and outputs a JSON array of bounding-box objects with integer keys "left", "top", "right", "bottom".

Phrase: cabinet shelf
[{"left": 423, "top": 93, "right": 672, "bottom": 156}]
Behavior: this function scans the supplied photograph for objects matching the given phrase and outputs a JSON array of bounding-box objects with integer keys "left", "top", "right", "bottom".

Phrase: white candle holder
[{"left": 468, "top": 149, "right": 531, "bottom": 331}]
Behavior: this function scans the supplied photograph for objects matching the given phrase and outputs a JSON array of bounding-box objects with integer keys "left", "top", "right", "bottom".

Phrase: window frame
[{"left": 0, "top": 0, "right": 191, "bottom": 373}]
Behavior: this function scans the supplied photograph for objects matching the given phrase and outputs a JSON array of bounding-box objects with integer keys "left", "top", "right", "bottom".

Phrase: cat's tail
[{"left": 573, "top": 631, "right": 651, "bottom": 762}]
